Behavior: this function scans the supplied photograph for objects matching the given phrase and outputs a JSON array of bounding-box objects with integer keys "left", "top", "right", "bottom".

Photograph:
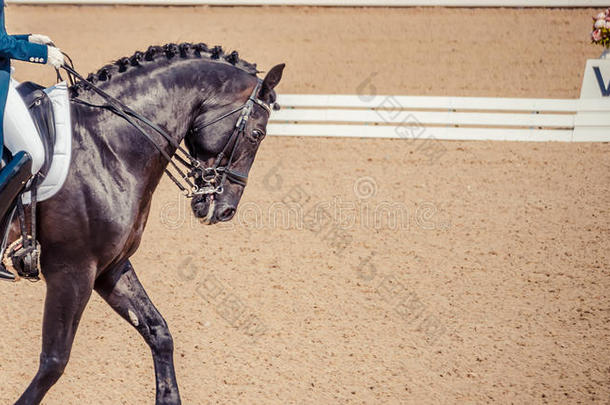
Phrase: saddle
[
  {"left": 0, "top": 82, "right": 58, "bottom": 281},
  {"left": 16, "top": 81, "right": 58, "bottom": 177}
]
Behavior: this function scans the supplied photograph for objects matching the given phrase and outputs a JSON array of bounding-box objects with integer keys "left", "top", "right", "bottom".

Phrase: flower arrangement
[{"left": 591, "top": 8, "right": 610, "bottom": 48}]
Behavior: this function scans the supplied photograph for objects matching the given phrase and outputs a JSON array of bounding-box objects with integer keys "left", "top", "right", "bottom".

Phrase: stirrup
[{"left": 6, "top": 236, "right": 40, "bottom": 281}]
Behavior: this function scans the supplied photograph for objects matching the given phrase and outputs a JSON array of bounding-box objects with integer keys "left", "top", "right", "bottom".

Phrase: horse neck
[
  {"left": 71, "top": 60, "right": 253, "bottom": 197},
  {"left": 97, "top": 62, "right": 202, "bottom": 144},
  {"left": 71, "top": 62, "right": 207, "bottom": 197}
]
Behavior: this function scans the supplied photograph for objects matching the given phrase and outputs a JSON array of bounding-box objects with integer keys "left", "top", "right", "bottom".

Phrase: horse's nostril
[{"left": 217, "top": 206, "right": 236, "bottom": 222}]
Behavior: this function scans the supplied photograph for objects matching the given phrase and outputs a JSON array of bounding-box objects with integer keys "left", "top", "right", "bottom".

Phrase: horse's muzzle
[
  {"left": 191, "top": 194, "right": 237, "bottom": 224},
  {"left": 215, "top": 203, "right": 236, "bottom": 222}
]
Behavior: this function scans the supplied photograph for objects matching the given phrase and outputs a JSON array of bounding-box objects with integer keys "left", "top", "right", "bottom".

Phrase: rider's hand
[
  {"left": 46, "top": 46, "right": 64, "bottom": 69},
  {"left": 29, "top": 34, "right": 53, "bottom": 45}
]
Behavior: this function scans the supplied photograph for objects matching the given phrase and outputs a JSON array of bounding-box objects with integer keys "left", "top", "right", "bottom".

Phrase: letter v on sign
[{"left": 593, "top": 66, "right": 610, "bottom": 97}]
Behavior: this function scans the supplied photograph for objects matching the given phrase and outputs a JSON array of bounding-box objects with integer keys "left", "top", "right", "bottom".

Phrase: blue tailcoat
[{"left": 0, "top": 0, "right": 48, "bottom": 161}]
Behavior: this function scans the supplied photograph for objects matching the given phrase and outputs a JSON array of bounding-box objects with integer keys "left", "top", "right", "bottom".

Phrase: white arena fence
[
  {"left": 7, "top": 0, "right": 610, "bottom": 6},
  {"left": 268, "top": 95, "right": 610, "bottom": 142}
]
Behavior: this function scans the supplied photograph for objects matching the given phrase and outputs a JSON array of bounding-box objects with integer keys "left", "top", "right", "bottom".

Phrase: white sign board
[
  {"left": 580, "top": 59, "right": 610, "bottom": 99},
  {"left": 574, "top": 59, "right": 610, "bottom": 142}
]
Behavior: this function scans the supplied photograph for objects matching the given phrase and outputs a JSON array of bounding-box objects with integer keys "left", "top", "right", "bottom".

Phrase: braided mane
[{"left": 70, "top": 42, "right": 259, "bottom": 96}]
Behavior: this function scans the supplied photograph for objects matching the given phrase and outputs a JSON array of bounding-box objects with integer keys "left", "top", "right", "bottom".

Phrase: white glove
[
  {"left": 46, "top": 46, "right": 64, "bottom": 68},
  {"left": 29, "top": 34, "right": 53, "bottom": 45}
]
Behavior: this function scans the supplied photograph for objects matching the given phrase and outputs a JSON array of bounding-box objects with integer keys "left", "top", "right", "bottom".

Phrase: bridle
[
  {"left": 189, "top": 79, "right": 270, "bottom": 195},
  {"left": 60, "top": 61, "right": 270, "bottom": 198}
]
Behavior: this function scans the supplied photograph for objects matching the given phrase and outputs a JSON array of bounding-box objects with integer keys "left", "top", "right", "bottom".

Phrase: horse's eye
[{"left": 251, "top": 129, "right": 265, "bottom": 140}]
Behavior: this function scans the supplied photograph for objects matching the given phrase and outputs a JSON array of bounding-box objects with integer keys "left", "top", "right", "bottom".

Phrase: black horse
[{"left": 8, "top": 43, "right": 284, "bottom": 405}]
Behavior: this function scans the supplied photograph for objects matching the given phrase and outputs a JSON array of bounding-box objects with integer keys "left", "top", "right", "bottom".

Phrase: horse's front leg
[
  {"left": 94, "top": 260, "right": 181, "bottom": 405},
  {"left": 16, "top": 264, "right": 96, "bottom": 405}
]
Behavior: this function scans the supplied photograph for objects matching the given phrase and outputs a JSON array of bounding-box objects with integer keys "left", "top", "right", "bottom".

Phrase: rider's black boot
[
  {"left": 0, "top": 263, "right": 14, "bottom": 281},
  {"left": 0, "top": 151, "right": 33, "bottom": 221},
  {"left": 0, "top": 151, "right": 33, "bottom": 281}
]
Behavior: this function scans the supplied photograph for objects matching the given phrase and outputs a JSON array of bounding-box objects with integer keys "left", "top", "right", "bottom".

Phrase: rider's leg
[
  {"left": 0, "top": 150, "right": 33, "bottom": 280},
  {"left": 0, "top": 76, "right": 44, "bottom": 280}
]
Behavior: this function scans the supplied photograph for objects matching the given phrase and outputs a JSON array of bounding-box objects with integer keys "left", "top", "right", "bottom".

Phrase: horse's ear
[{"left": 259, "top": 63, "right": 285, "bottom": 102}]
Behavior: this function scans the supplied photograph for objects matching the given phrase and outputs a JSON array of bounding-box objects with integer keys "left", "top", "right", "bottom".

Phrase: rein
[{"left": 59, "top": 60, "right": 269, "bottom": 198}]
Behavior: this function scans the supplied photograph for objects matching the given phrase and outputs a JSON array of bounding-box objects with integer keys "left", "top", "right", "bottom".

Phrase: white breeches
[{"left": 4, "top": 78, "right": 45, "bottom": 175}]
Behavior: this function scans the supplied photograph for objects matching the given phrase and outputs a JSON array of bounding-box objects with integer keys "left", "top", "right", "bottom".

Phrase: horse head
[{"left": 185, "top": 63, "right": 285, "bottom": 224}]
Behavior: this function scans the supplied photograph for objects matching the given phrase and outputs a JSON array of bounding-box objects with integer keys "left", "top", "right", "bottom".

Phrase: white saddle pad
[{"left": 21, "top": 82, "right": 72, "bottom": 204}]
